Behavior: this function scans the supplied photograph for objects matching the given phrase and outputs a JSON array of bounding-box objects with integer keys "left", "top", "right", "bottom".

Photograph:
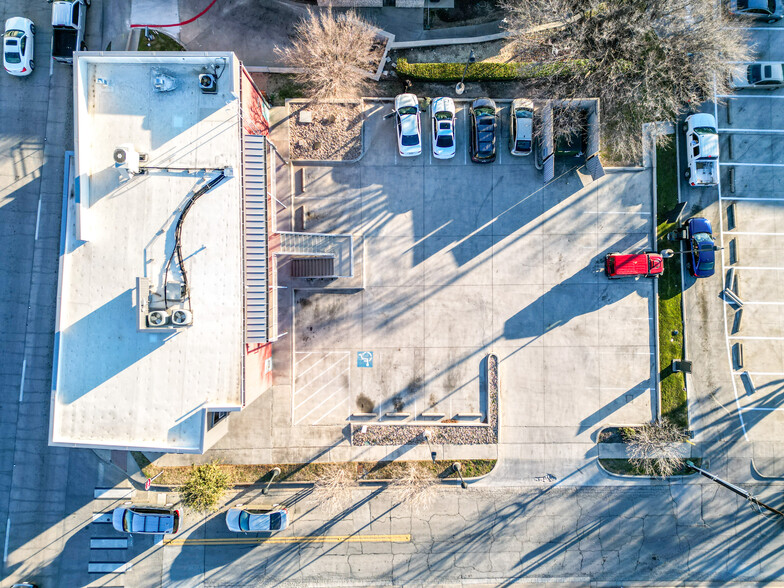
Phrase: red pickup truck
[{"left": 605, "top": 252, "right": 664, "bottom": 278}]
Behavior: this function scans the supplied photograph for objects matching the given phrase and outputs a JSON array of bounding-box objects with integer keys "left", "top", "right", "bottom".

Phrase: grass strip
[
  {"left": 396, "top": 57, "right": 592, "bottom": 82},
  {"left": 600, "top": 457, "right": 701, "bottom": 477},
  {"left": 142, "top": 459, "right": 496, "bottom": 486},
  {"left": 656, "top": 141, "right": 688, "bottom": 429},
  {"left": 138, "top": 29, "right": 185, "bottom": 52}
]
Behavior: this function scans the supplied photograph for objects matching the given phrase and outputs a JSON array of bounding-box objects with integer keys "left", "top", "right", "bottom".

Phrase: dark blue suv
[{"left": 686, "top": 217, "right": 716, "bottom": 278}]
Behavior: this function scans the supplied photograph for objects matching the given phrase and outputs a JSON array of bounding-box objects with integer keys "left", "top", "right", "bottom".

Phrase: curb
[{"left": 390, "top": 31, "right": 509, "bottom": 49}]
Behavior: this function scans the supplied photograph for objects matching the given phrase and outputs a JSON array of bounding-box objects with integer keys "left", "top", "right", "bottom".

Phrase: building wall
[
  {"left": 244, "top": 342, "right": 273, "bottom": 406},
  {"left": 240, "top": 65, "right": 270, "bottom": 136}
]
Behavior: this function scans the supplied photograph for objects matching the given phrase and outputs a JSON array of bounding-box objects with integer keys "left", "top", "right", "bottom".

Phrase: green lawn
[
  {"left": 138, "top": 29, "right": 184, "bottom": 52},
  {"left": 656, "top": 141, "right": 688, "bottom": 429}
]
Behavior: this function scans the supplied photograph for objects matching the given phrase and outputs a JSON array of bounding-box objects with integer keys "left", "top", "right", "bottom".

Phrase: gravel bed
[
  {"left": 351, "top": 353, "right": 499, "bottom": 446},
  {"left": 288, "top": 101, "right": 363, "bottom": 161}
]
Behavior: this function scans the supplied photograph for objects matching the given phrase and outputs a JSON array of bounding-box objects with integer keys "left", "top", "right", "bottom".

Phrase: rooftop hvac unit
[
  {"left": 171, "top": 309, "right": 193, "bottom": 326},
  {"left": 147, "top": 310, "right": 169, "bottom": 327},
  {"left": 152, "top": 71, "right": 177, "bottom": 92},
  {"left": 199, "top": 73, "right": 217, "bottom": 94},
  {"left": 113, "top": 144, "right": 145, "bottom": 175}
]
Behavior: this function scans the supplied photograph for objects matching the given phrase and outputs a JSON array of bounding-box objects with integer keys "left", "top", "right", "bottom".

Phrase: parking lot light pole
[
  {"left": 455, "top": 50, "right": 476, "bottom": 96},
  {"left": 262, "top": 467, "right": 281, "bottom": 495},
  {"left": 452, "top": 462, "right": 468, "bottom": 489},
  {"left": 686, "top": 461, "right": 784, "bottom": 519},
  {"left": 423, "top": 429, "right": 436, "bottom": 462}
]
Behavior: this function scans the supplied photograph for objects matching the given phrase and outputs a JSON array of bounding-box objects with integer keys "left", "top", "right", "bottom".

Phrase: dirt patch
[
  {"left": 288, "top": 101, "right": 363, "bottom": 161},
  {"left": 356, "top": 394, "right": 375, "bottom": 413}
]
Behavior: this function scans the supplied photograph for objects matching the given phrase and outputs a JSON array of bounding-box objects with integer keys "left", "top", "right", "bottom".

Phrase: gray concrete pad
[{"left": 717, "top": 96, "right": 784, "bottom": 131}]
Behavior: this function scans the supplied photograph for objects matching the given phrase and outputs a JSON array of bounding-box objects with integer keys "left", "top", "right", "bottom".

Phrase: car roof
[
  {"left": 395, "top": 93, "right": 418, "bottom": 110},
  {"left": 472, "top": 97, "right": 496, "bottom": 109},
  {"left": 400, "top": 112, "right": 419, "bottom": 136},
  {"left": 431, "top": 96, "right": 455, "bottom": 114}
]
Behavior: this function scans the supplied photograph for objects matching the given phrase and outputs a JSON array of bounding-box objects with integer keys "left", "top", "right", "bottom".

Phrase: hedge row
[{"left": 395, "top": 57, "right": 592, "bottom": 82}]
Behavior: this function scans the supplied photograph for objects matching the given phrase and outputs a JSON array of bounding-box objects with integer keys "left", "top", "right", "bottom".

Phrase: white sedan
[
  {"left": 730, "top": 62, "right": 784, "bottom": 90},
  {"left": 3, "top": 17, "right": 34, "bottom": 77},
  {"left": 430, "top": 96, "right": 456, "bottom": 159},
  {"left": 395, "top": 93, "right": 422, "bottom": 157}
]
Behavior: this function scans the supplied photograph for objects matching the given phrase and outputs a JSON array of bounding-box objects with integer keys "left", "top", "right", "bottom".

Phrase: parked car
[
  {"left": 685, "top": 217, "right": 716, "bottom": 278},
  {"left": 226, "top": 505, "right": 289, "bottom": 532},
  {"left": 728, "top": 0, "right": 783, "bottom": 22},
  {"left": 683, "top": 113, "right": 719, "bottom": 187},
  {"left": 469, "top": 98, "right": 497, "bottom": 163},
  {"left": 430, "top": 96, "right": 456, "bottom": 159},
  {"left": 112, "top": 506, "right": 182, "bottom": 535},
  {"left": 394, "top": 93, "right": 422, "bottom": 157},
  {"left": 605, "top": 252, "right": 664, "bottom": 279},
  {"left": 509, "top": 98, "right": 534, "bottom": 156},
  {"left": 730, "top": 62, "right": 784, "bottom": 89},
  {"left": 51, "top": 0, "right": 89, "bottom": 64},
  {"left": 3, "top": 17, "right": 34, "bottom": 76}
]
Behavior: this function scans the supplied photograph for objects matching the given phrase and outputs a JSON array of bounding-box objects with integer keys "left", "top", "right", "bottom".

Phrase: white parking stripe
[
  {"left": 295, "top": 366, "right": 349, "bottom": 410},
  {"left": 719, "top": 162, "right": 784, "bottom": 167},
  {"left": 719, "top": 196, "right": 784, "bottom": 202},
  {"left": 295, "top": 381, "right": 350, "bottom": 425},
  {"left": 295, "top": 353, "right": 348, "bottom": 381},
  {"left": 718, "top": 127, "right": 784, "bottom": 133},
  {"left": 729, "top": 335, "right": 784, "bottom": 340},
  {"left": 743, "top": 301, "right": 784, "bottom": 305},
  {"left": 733, "top": 371, "right": 784, "bottom": 376},
  {"left": 726, "top": 231, "right": 784, "bottom": 236},
  {"left": 716, "top": 95, "right": 784, "bottom": 99},
  {"left": 312, "top": 396, "right": 349, "bottom": 425},
  {"left": 741, "top": 407, "right": 784, "bottom": 412},
  {"left": 731, "top": 266, "right": 784, "bottom": 270}
]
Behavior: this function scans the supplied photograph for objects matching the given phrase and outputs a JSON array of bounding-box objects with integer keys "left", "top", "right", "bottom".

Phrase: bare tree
[
  {"left": 502, "top": 0, "right": 753, "bottom": 161},
  {"left": 275, "top": 8, "right": 378, "bottom": 100},
  {"left": 310, "top": 465, "right": 356, "bottom": 516},
  {"left": 626, "top": 420, "right": 687, "bottom": 478},
  {"left": 388, "top": 463, "right": 439, "bottom": 510}
]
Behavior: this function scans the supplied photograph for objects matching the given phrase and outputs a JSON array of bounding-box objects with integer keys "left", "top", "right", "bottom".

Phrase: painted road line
[
  {"left": 730, "top": 266, "right": 784, "bottom": 270},
  {"left": 728, "top": 335, "right": 784, "bottom": 340},
  {"left": 164, "top": 534, "right": 412, "bottom": 546},
  {"left": 18, "top": 358, "right": 26, "bottom": 402},
  {"left": 92, "top": 512, "right": 113, "bottom": 523},
  {"left": 3, "top": 518, "right": 10, "bottom": 564},
  {"left": 726, "top": 231, "right": 784, "bottom": 236},
  {"left": 294, "top": 376, "right": 350, "bottom": 425},
  {"left": 34, "top": 196, "right": 42, "bottom": 240},
  {"left": 295, "top": 353, "right": 349, "bottom": 384},
  {"left": 94, "top": 488, "right": 134, "bottom": 500},
  {"left": 719, "top": 162, "right": 784, "bottom": 167},
  {"left": 743, "top": 301, "right": 784, "bottom": 305},
  {"left": 741, "top": 407, "right": 784, "bottom": 411},
  {"left": 719, "top": 196, "right": 784, "bottom": 202},
  {"left": 718, "top": 127, "right": 784, "bottom": 133},
  {"left": 90, "top": 538, "right": 128, "bottom": 549},
  {"left": 88, "top": 562, "right": 130, "bottom": 573},
  {"left": 311, "top": 395, "right": 349, "bottom": 425},
  {"left": 734, "top": 371, "right": 784, "bottom": 376},
  {"left": 294, "top": 365, "right": 349, "bottom": 409}
]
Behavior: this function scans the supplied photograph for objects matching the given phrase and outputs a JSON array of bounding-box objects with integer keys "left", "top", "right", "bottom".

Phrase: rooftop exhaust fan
[
  {"left": 147, "top": 310, "right": 169, "bottom": 327},
  {"left": 171, "top": 309, "right": 193, "bottom": 326},
  {"left": 199, "top": 73, "right": 217, "bottom": 94}
]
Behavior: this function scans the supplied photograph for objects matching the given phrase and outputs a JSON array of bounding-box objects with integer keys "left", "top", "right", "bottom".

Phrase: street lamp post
[
  {"left": 423, "top": 429, "right": 436, "bottom": 462},
  {"left": 262, "top": 467, "right": 281, "bottom": 495},
  {"left": 452, "top": 462, "right": 468, "bottom": 489},
  {"left": 455, "top": 50, "right": 476, "bottom": 96},
  {"left": 686, "top": 461, "right": 784, "bottom": 519}
]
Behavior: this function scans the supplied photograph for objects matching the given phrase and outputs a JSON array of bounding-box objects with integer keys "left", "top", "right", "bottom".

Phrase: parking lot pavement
[
  {"left": 679, "top": 25, "right": 784, "bottom": 476},
  {"left": 280, "top": 100, "right": 659, "bottom": 477}
]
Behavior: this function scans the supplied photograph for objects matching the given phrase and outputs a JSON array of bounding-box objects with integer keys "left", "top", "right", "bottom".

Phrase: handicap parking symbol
[{"left": 357, "top": 351, "right": 373, "bottom": 368}]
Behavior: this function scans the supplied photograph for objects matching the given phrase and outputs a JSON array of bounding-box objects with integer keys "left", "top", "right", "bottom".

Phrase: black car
[{"left": 469, "top": 98, "right": 497, "bottom": 163}]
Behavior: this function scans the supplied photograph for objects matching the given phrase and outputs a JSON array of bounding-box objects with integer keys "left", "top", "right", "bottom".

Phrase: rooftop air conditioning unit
[
  {"left": 199, "top": 73, "right": 217, "bottom": 94},
  {"left": 147, "top": 310, "right": 169, "bottom": 327},
  {"left": 171, "top": 309, "right": 193, "bottom": 326},
  {"left": 114, "top": 144, "right": 144, "bottom": 175}
]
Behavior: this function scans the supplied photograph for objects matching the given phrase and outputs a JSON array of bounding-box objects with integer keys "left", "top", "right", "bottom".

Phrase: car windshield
[
  {"left": 694, "top": 232, "right": 714, "bottom": 244},
  {"left": 122, "top": 510, "right": 133, "bottom": 532},
  {"left": 398, "top": 106, "right": 417, "bottom": 115},
  {"left": 515, "top": 108, "right": 533, "bottom": 119},
  {"left": 748, "top": 64, "right": 762, "bottom": 83},
  {"left": 516, "top": 140, "right": 532, "bottom": 152},
  {"left": 5, "top": 30, "right": 24, "bottom": 39},
  {"left": 4, "top": 51, "right": 21, "bottom": 64},
  {"left": 694, "top": 127, "right": 717, "bottom": 134},
  {"left": 401, "top": 134, "right": 419, "bottom": 146},
  {"left": 434, "top": 111, "right": 452, "bottom": 121},
  {"left": 436, "top": 135, "right": 454, "bottom": 148},
  {"left": 474, "top": 107, "right": 494, "bottom": 116},
  {"left": 238, "top": 510, "right": 251, "bottom": 531}
]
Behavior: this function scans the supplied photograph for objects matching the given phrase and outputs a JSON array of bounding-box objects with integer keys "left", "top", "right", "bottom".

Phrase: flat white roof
[{"left": 52, "top": 53, "right": 244, "bottom": 452}]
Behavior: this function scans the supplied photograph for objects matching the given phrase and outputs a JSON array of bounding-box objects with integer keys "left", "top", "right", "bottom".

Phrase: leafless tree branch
[{"left": 627, "top": 420, "right": 687, "bottom": 478}]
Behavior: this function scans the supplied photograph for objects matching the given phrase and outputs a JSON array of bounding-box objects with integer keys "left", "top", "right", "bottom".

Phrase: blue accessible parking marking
[{"left": 357, "top": 351, "right": 373, "bottom": 368}]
